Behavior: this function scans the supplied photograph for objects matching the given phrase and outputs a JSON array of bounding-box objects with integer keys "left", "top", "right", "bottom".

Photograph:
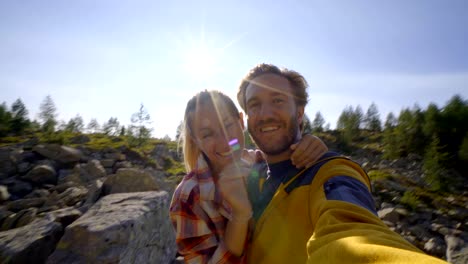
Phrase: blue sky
[{"left": 1, "top": 0, "right": 467, "bottom": 139}]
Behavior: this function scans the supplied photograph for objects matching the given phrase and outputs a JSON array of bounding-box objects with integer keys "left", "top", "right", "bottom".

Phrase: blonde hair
[{"left": 180, "top": 90, "right": 240, "bottom": 172}]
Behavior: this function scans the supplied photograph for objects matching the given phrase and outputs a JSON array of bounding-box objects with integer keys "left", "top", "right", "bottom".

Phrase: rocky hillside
[{"left": 0, "top": 133, "right": 467, "bottom": 263}]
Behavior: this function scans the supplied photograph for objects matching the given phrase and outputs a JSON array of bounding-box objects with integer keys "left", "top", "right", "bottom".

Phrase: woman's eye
[
  {"left": 273, "top": 98, "right": 284, "bottom": 104},
  {"left": 201, "top": 133, "right": 212, "bottom": 139}
]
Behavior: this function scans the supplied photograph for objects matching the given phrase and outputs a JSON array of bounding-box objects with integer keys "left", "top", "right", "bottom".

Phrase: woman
[{"left": 169, "top": 90, "right": 327, "bottom": 263}]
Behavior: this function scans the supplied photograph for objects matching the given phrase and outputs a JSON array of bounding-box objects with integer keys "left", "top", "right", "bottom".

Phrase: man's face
[{"left": 245, "top": 74, "right": 304, "bottom": 160}]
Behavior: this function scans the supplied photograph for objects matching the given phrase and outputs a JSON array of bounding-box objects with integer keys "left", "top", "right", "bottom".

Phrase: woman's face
[{"left": 191, "top": 102, "right": 245, "bottom": 174}]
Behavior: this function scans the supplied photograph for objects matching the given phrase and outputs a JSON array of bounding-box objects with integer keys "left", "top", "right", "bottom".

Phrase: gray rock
[
  {"left": 22, "top": 165, "right": 57, "bottom": 185},
  {"left": 446, "top": 235, "right": 468, "bottom": 264},
  {"left": 57, "top": 187, "right": 88, "bottom": 207},
  {"left": 0, "top": 185, "right": 10, "bottom": 201},
  {"left": 33, "top": 144, "right": 82, "bottom": 163},
  {"left": 46, "top": 207, "right": 83, "bottom": 227},
  {"left": 73, "top": 160, "right": 104, "bottom": 180},
  {"left": 47, "top": 191, "right": 176, "bottom": 264},
  {"left": 15, "top": 207, "right": 38, "bottom": 228},
  {"left": 0, "top": 218, "right": 63, "bottom": 264},
  {"left": 378, "top": 207, "right": 400, "bottom": 223},
  {"left": 102, "top": 168, "right": 159, "bottom": 196},
  {"left": 6, "top": 197, "right": 46, "bottom": 212}
]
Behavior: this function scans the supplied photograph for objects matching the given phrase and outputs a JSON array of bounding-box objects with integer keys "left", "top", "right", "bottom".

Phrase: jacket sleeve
[
  {"left": 169, "top": 187, "right": 244, "bottom": 264},
  {"left": 306, "top": 159, "right": 448, "bottom": 264}
]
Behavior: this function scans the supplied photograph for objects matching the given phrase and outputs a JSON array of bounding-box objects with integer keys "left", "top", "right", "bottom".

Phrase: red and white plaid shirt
[{"left": 170, "top": 151, "right": 255, "bottom": 263}]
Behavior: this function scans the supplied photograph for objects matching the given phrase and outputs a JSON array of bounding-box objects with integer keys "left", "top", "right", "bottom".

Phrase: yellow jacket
[{"left": 247, "top": 156, "right": 447, "bottom": 263}]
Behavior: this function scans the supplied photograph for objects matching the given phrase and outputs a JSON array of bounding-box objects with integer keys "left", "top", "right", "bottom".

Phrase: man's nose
[{"left": 259, "top": 103, "right": 275, "bottom": 118}]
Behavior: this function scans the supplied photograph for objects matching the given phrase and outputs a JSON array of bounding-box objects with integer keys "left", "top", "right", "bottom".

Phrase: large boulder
[
  {"left": 21, "top": 165, "right": 57, "bottom": 185},
  {"left": 33, "top": 144, "right": 82, "bottom": 164},
  {"left": 47, "top": 191, "right": 176, "bottom": 264},
  {"left": 0, "top": 218, "right": 63, "bottom": 264},
  {"left": 102, "top": 168, "right": 160, "bottom": 195}
]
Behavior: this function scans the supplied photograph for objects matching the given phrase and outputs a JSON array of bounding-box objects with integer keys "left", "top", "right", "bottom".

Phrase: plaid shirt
[{"left": 170, "top": 151, "right": 255, "bottom": 264}]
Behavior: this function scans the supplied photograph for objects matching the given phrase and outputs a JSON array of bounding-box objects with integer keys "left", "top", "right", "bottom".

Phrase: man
[{"left": 237, "top": 63, "right": 447, "bottom": 263}]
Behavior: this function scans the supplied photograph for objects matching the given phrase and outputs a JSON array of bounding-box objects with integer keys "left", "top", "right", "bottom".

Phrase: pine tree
[
  {"left": 423, "top": 136, "right": 449, "bottom": 191},
  {"left": 128, "top": 104, "right": 152, "bottom": 147},
  {"left": 87, "top": 118, "right": 100, "bottom": 133},
  {"left": 38, "top": 95, "right": 58, "bottom": 133},
  {"left": 11, "top": 98, "right": 30, "bottom": 135},
  {"left": 311, "top": 111, "right": 325, "bottom": 133},
  {"left": 102, "top": 117, "right": 120, "bottom": 136},
  {"left": 0, "top": 102, "right": 12, "bottom": 136},
  {"left": 364, "top": 102, "right": 381, "bottom": 132},
  {"left": 65, "top": 114, "right": 84, "bottom": 133}
]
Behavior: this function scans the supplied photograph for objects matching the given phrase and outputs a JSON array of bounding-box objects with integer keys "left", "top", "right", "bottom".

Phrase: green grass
[
  {"left": 367, "top": 169, "right": 395, "bottom": 181},
  {"left": 401, "top": 190, "right": 421, "bottom": 211}
]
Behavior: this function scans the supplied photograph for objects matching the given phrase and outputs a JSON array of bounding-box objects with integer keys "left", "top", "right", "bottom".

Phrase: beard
[{"left": 248, "top": 116, "right": 300, "bottom": 156}]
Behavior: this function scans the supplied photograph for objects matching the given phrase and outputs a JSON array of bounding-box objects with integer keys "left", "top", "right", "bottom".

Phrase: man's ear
[
  {"left": 297, "top": 106, "right": 305, "bottom": 126},
  {"left": 239, "top": 112, "right": 245, "bottom": 130}
]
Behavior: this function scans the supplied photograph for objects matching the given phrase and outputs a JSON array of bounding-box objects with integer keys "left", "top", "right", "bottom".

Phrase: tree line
[
  {"left": 1, "top": 94, "right": 467, "bottom": 191},
  {"left": 302, "top": 95, "right": 467, "bottom": 192},
  {"left": 0, "top": 95, "right": 155, "bottom": 147}
]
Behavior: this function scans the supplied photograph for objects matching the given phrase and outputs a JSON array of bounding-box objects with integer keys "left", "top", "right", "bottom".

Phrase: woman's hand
[
  {"left": 290, "top": 134, "right": 328, "bottom": 169},
  {"left": 217, "top": 159, "right": 253, "bottom": 220}
]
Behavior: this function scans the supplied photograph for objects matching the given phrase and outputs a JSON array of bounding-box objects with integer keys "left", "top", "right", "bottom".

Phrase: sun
[{"left": 182, "top": 44, "right": 220, "bottom": 82}]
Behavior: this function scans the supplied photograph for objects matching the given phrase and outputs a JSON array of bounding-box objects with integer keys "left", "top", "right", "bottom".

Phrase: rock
[
  {"left": 103, "top": 152, "right": 125, "bottom": 161},
  {"left": 47, "top": 191, "right": 176, "bottom": 264},
  {"left": 0, "top": 148, "right": 16, "bottom": 178},
  {"left": 446, "top": 235, "right": 468, "bottom": 264},
  {"left": 423, "top": 237, "right": 446, "bottom": 258},
  {"left": 33, "top": 144, "right": 82, "bottom": 164},
  {"left": 57, "top": 187, "right": 88, "bottom": 207},
  {"left": 15, "top": 207, "right": 38, "bottom": 228},
  {"left": 100, "top": 159, "right": 115, "bottom": 168},
  {"left": 22, "top": 165, "right": 57, "bottom": 185},
  {"left": 46, "top": 207, "right": 83, "bottom": 227},
  {"left": 24, "top": 189, "right": 51, "bottom": 199},
  {"left": 70, "top": 135, "right": 90, "bottom": 144},
  {"left": 102, "top": 168, "right": 160, "bottom": 196},
  {"left": 0, "top": 185, "right": 10, "bottom": 201},
  {"left": 74, "top": 159, "right": 106, "bottom": 181},
  {"left": 378, "top": 207, "right": 400, "bottom": 223},
  {"left": 17, "top": 162, "right": 32, "bottom": 175},
  {"left": 0, "top": 218, "right": 63, "bottom": 264},
  {"left": 6, "top": 197, "right": 46, "bottom": 212}
]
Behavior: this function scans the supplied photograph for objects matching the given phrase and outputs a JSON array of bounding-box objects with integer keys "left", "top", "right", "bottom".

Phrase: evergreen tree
[
  {"left": 10, "top": 98, "right": 30, "bottom": 134},
  {"left": 423, "top": 136, "right": 449, "bottom": 191},
  {"left": 364, "top": 102, "right": 381, "bottom": 132},
  {"left": 87, "top": 118, "right": 100, "bottom": 133},
  {"left": 302, "top": 113, "right": 312, "bottom": 134},
  {"left": 0, "top": 102, "right": 12, "bottom": 137},
  {"left": 65, "top": 114, "right": 84, "bottom": 133},
  {"left": 38, "top": 95, "right": 58, "bottom": 132},
  {"left": 128, "top": 104, "right": 152, "bottom": 147},
  {"left": 384, "top": 112, "right": 397, "bottom": 130},
  {"left": 337, "top": 105, "right": 362, "bottom": 144},
  {"left": 311, "top": 111, "right": 325, "bottom": 133},
  {"left": 459, "top": 133, "right": 468, "bottom": 162},
  {"left": 383, "top": 111, "right": 399, "bottom": 159},
  {"left": 102, "top": 117, "right": 120, "bottom": 136},
  {"left": 423, "top": 103, "right": 440, "bottom": 139}
]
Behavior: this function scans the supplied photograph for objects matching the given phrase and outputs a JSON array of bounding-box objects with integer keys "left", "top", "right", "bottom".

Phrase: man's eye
[
  {"left": 248, "top": 102, "right": 259, "bottom": 109},
  {"left": 273, "top": 98, "right": 284, "bottom": 104}
]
